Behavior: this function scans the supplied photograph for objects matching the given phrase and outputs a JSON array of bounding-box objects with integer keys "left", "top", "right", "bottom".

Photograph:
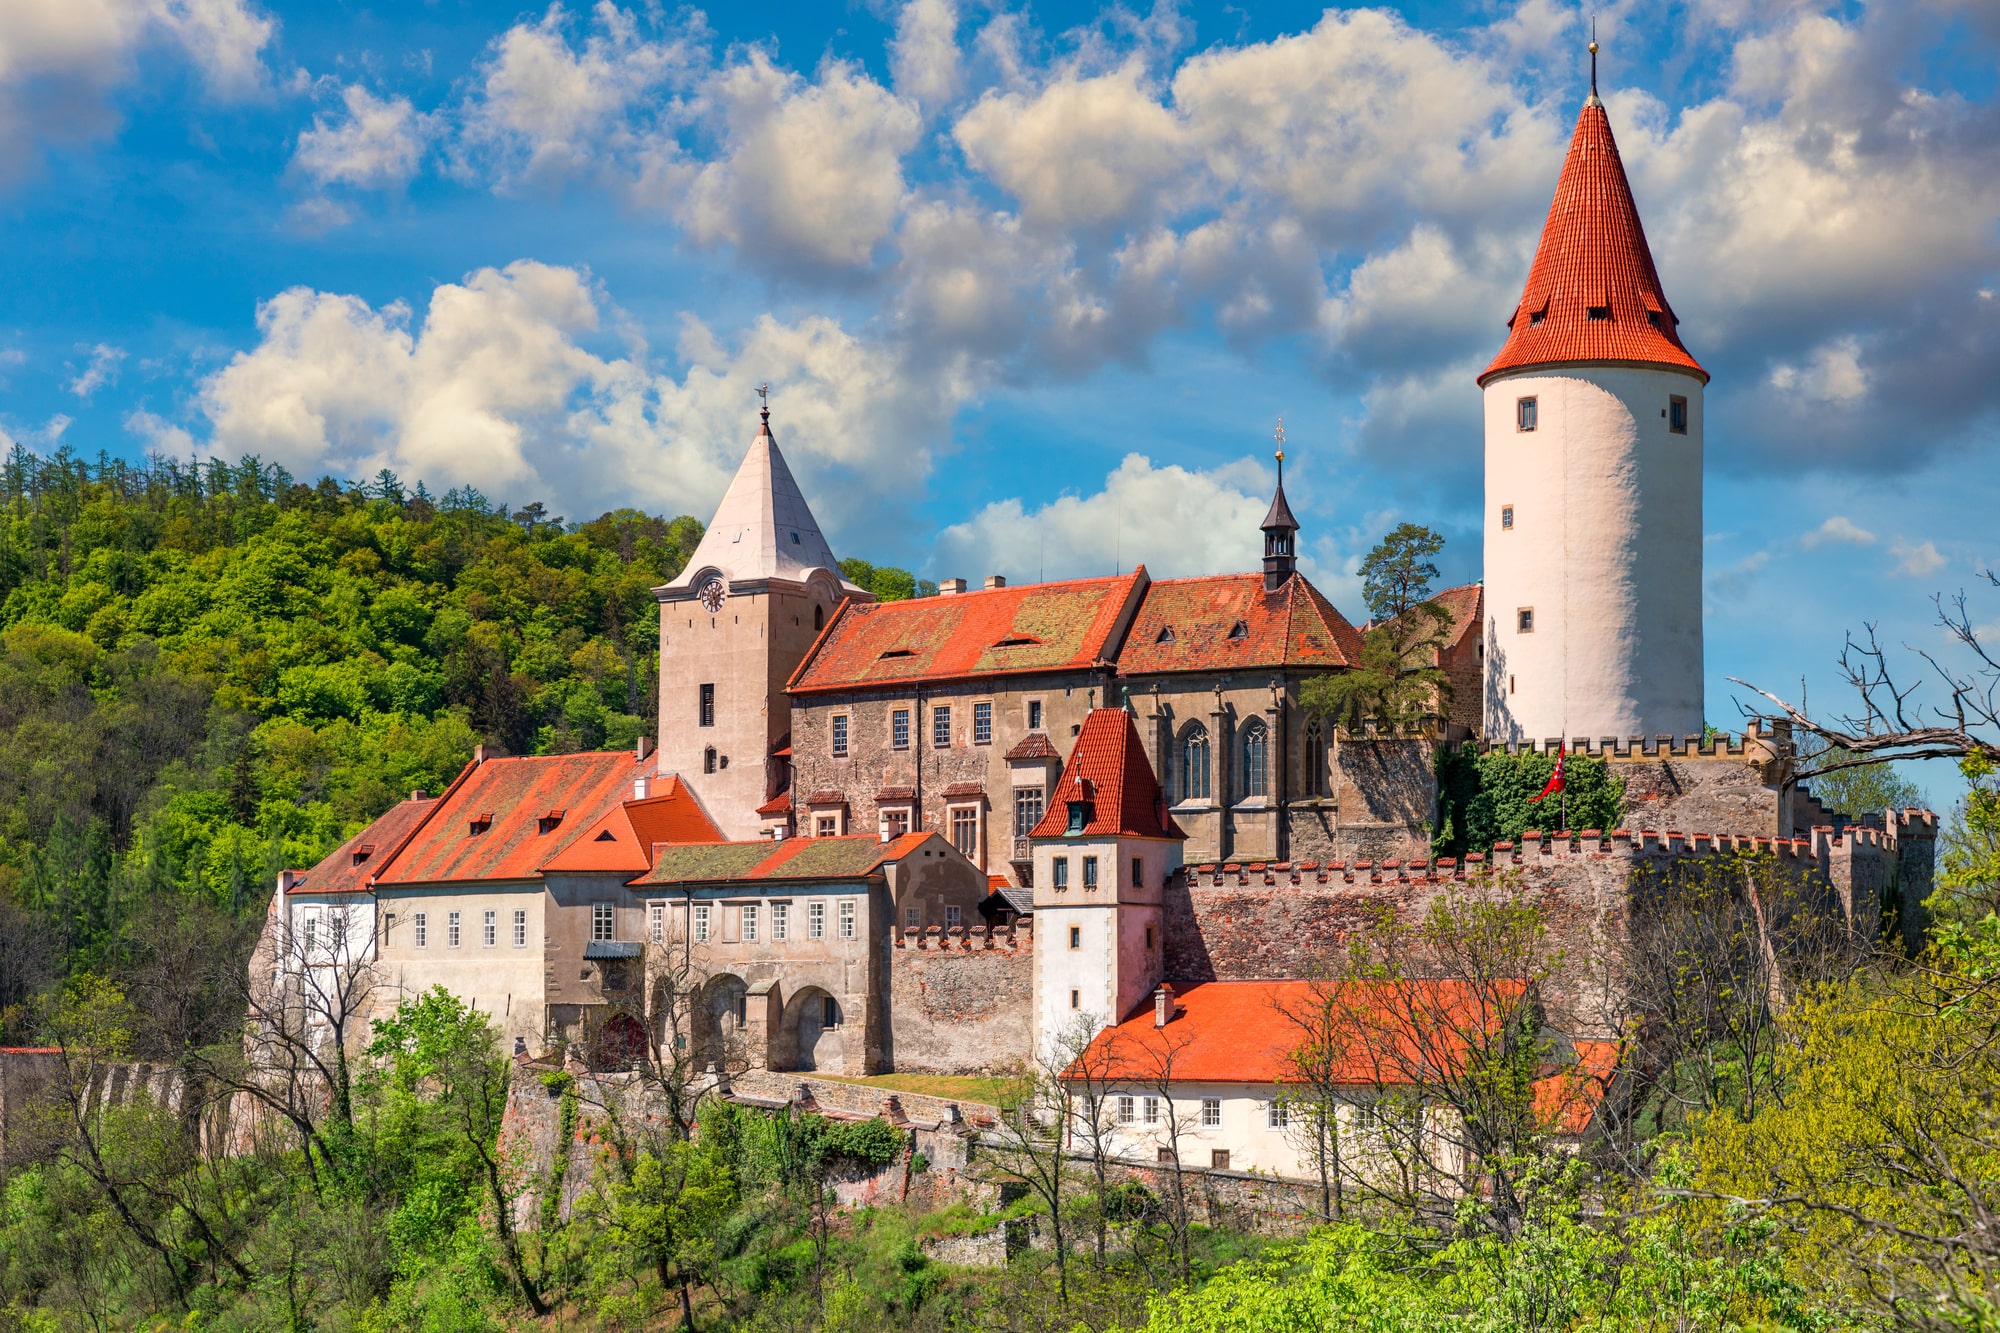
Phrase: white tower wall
[{"left": 1482, "top": 365, "right": 1705, "bottom": 745}]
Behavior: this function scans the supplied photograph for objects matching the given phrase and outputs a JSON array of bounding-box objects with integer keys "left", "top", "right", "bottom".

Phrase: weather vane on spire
[
  {"left": 1273, "top": 416, "right": 1286, "bottom": 477},
  {"left": 756, "top": 382, "right": 769, "bottom": 423},
  {"left": 1589, "top": 17, "right": 1599, "bottom": 99}
]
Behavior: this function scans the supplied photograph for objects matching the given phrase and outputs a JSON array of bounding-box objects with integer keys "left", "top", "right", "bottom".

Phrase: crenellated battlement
[
  {"left": 1467, "top": 719, "right": 1791, "bottom": 763},
  {"left": 892, "top": 920, "right": 1033, "bottom": 954}
]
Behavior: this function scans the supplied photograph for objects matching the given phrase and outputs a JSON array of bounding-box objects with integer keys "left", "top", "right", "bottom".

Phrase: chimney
[
  {"left": 473, "top": 743, "right": 491, "bottom": 763},
  {"left": 939, "top": 578, "right": 967, "bottom": 595},
  {"left": 1153, "top": 983, "right": 1175, "bottom": 1029},
  {"left": 984, "top": 575, "right": 1007, "bottom": 590},
  {"left": 636, "top": 735, "right": 652, "bottom": 762},
  {"left": 633, "top": 775, "right": 651, "bottom": 800},
  {"left": 411, "top": 788, "right": 428, "bottom": 802},
  {"left": 276, "top": 869, "right": 302, "bottom": 894}
]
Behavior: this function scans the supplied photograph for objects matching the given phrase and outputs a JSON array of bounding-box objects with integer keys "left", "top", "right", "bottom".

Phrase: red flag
[{"left": 1529, "top": 746, "right": 1566, "bottom": 803}]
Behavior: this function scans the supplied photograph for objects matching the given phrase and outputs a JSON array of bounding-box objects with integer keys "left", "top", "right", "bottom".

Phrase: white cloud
[
  {"left": 1801, "top": 514, "right": 1876, "bottom": 548},
  {"left": 935, "top": 453, "right": 1272, "bottom": 583},
  {"left": 890, "top": 0, "right": 962, "bottom": 110},
  {"left": 0, "top": 0, "right": 272, "bottom": 182},
  {"left": 1767, "top": 336, "right": 1871, "bottom": 405},
  {"left": 189, "top": 262, "right": 971, "bottom": 541},
  {"left": 293, "top": 84, "right": 429, "bottom": 190},
  {"left": 1890, "top": 539, "right": 1948, "bottom": 578},
  {"left": 125, "top": 408, "right": 195, "bottom": 454},
  {"left": 67, "top": 342, "right": 126, "bottom": 398}
]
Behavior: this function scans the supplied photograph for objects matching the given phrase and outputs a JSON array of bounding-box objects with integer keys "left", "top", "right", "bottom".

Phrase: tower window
[
  {"left": 814, "top": 604, "right": 824, "bottom": 631},
  {"left": 698, "top": 683, "right": 715, "bottom": 727},
  {"left": 1516, "top": 396, "right": 1537, "bottom": 432},
  {"left": 1669, "top": 396, "right": 1688, "bottom": 435},
  {"left": 1133, "top": 857, "right": 1144, "bottom": 889},
  {"left": 1529, "top": 309, "right": 1545, "bottom": 327},
  {"left": 1071, "top": 989, "right": 1081, "bottom": 1010},
  {"left": 831, "top": 715, "right": 849, "bottom": 758},
  {"left": 1510, "top": 674, "right": 1516, "bottom": 695},
  {"left": 703, "top": 746, "right": 716, "bottom": 774},
  {"left": 1587, "top": 305, "right": 1610, "bottom": 322},
  {"left": 1517, "top": 608, "right": 1535, "bottom": 633},
  {"left": 1501, "top": 505, "right": 1515, "bottom": 531},
  {"left": 1027, "top": 700, "right": 1043, "bottom": 730},
  {"left": 1052, "top": 856, "right": 1069, "bottom": 891},
  {"left": 1082, "top": 856, "right": 1099, "bottom": 889},
  {"left": 1069, "top": 926, "right": 1081, "bottom": 950},
  {"left": 1647, "top": 310, "right": 1663, "bottom": 328}
]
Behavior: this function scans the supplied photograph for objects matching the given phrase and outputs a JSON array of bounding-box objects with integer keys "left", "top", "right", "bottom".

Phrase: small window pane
[
  {"left": 1202, "top": 1098, "right": 1221, "bottom": 1127},
  {"left": 592, "top": 903, "right": 614, "bottom": 942},
  {"left": 933, "top": 705, "right": 952, "bottom": 747},
  {"left": 945, "top": 904, "right": 961, "bottom": 927},
  {"left": 1027, "top": 700, "right": 1042, "bottom": 730},
  {"left": 891, "top": 708, "right": 910, "bottom": 749},
  {"left": 951, "top": 806, "right": 978, "bottom": 858},
  {"left": 516, "top": 908, "right": 529, "bottom": 948},
  {"left": 647, "top": 903, "right": 662, "bottom": 944},
  {"left": 973, "top": 701, "right": 992, "bottom": 744},
  {"left": 838, "top": 900, "right": 855, "bottom": 939},
  {"left": 1501, "top": 504, "right": 1514, "bottom": 530},
  {"left": 698, "top": 683, "right": 715, "bottom": 727},
  {"left": 831, "top": 715, "right": 848, "bottom": 758},
  {"left": 693, "top": 904, "right": 711, "bottom": 942},
  {"left": 414, "top": 912, "right": 428, "bottom": 948},
  {"left": 1517, "top": 607, "right": 1534, "bottom": 633},
  {"left": 483, "top": 909, "right": 496, "bottom": 947},
  {"left": 447, "top": 911, "right": 461, "bottom": 948},
  {"left": 1082, "top": 855, "right": 1099, "bottom": 889},
  {"left": 1014, "top": 789, "right": 1044, "bottom": 838},
  {"left": 808, "top": 901, "right": 826, "bottom": 939},
  {"left": 1052, "top": 856, "right": 1069, "bottom": 890},
  {"left": 1669, "top": 396, "right": 1688, "bottom": 434},
  {"left": 773, "top": 903, "right": 788, "bottom": 940},
  {"left": 1517, "top": 396, "right": 1538, "bottom": 432},
  {"left": 742, "top": 904, "right": 758, "bottom": 942}
]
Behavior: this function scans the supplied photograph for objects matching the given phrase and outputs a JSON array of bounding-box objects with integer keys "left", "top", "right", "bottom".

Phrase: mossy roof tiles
[
  {"left": 1115, "top": 574, "right": 1363, "bottom": 675},
  {"left": 635, "top": 832, "right": 937, "bottom": 885},
  {"left": 291, "top": 797, "right": 436, "bottom": 895}
]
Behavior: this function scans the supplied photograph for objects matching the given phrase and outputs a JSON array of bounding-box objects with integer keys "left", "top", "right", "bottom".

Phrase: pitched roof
[
  {"left": 1070, "top": 978, "right": 1526, "bottom": 1085},
  {"left": 290, "top": 796, "right": 436, "bottom": 895},
  {"left": 1533, "top": 1038, "right": 1621, "bottom": 1137},
  {"left": 1261, "top": 480, "right": 1298, "bottom": 533},
  {"left": 1114, "top": 574, "right": 1363, "bottom": 675},
  {"left": 788, "top": 571, "right": 1146, "bottom": 694},
  {"left": 1480, "top": 99, "right": 1707, "bottom": 386},
  {"left": 1005, "top": 733, "right": 1061, "bottom": 761},
  {"left": 633, "top": 832, "right": 938, "bottom": 886},
  {"left": 540, "top": 777, "right": 723, "bottom": 874},
  {"left": 658, "top": 413, "right": 866, "bottom": 596},
  {"left": 1029, "top": 708, "right": 1184, "bottom": 840},
  {"left": 374, "top": 750, "right": 659, "bottom": 885}
]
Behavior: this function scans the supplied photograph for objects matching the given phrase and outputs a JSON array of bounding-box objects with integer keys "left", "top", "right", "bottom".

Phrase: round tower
[{"left": 1480, "top": 60, "right": 1708, "bottom": 746}]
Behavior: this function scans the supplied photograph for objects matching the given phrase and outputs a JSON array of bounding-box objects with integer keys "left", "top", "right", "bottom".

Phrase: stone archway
[
  {"left": 783, "top": 986, "right": 844, "bottom": 1073},
  {"left": 692, "top": 974, "right": 749, "bottom": 1069}
]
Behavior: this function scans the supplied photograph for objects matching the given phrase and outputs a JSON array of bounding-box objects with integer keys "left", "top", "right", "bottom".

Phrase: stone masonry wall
[{"left": 886, "top": 922, "right": 1035, "bottom": 1075}]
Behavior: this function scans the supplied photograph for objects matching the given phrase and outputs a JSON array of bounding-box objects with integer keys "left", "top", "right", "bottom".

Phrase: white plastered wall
[{"left": 1482, "top": 366, "right": 1705, "bottom": 745}]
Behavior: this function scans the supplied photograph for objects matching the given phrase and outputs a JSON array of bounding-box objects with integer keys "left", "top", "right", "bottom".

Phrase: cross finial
[{"left": 756, "top": 382, "right": 769, "bottom": 423}]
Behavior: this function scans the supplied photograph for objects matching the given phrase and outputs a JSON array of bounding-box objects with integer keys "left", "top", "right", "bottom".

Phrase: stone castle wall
[{"left": 886, "top": 922, "right": 1035, "bottom": 1075}]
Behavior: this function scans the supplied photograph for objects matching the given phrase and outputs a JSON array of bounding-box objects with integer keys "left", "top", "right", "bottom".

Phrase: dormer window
[
  {"left": 1228, "top": 620, "right": 1248, "bottom": 640},
  {"left": 1155, "top": 625, "right": 1175, "bottom": 644},
  {"left": 1529, "top": 309, "right": 1546, "bottom": 327},
  {"left": 1647, "top": 310, "right": 1663, "bottom": 329},
  {"left": 992, "top": 634, "right": 1042, "bottom": 648},
  {"left": 1065, "top": 800, "right": 1091, "bottom": 835},
  {"left": 1587, "top": 305, "right": 1610, "bottom": 322},
  {"left": 469, "top": 814, "right": 493, "bottom": 836},
  {"left": 351, "top": 845, "right": 373, "bottom": 867},
  {"left": 538, "top": 810, "right": 566, "bottom": 835},
  {"left": 878, "top": 648, "right": 916, "bottom": 660},
  {"left": 594, "top": 830, "right": 616, "bottom": 842}
]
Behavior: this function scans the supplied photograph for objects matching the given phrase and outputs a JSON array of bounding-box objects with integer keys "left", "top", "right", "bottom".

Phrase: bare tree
[
  {"left": 1734, "top": 568, "right": 2000, "bottom": 777},
  {"left": 1269, "top": 985, "right": 1352, "bottom": 1223},
  {"left": 625, "top": 927, "right": 740, "bottom": 1143},
  {"left": 1055, "top": 1012, "right": 1127, "bottom": 1269},
  {"left": 982, "top": 1020, "right": 1094, "bottom": 1305},
  {"left": 1129, "top": 1021, "right": 1201, "bottom": 1284}
]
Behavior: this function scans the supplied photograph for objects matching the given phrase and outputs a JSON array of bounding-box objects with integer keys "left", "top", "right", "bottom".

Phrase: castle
[{"left": 249, "top": 76, "right": 1937, "bottom": 1178}]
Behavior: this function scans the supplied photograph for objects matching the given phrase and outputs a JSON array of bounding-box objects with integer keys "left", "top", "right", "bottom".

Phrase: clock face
[{"left": 697, "top": 577, "right": 726, "bottom": 613}]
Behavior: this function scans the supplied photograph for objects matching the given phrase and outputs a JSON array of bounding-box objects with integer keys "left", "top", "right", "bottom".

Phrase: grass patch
[{"left": 809, "top": 1072, "right": 1027, "bottom": 1109}]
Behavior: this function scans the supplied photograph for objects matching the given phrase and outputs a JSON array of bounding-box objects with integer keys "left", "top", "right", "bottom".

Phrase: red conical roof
[{"left": 1479, "top": 99, "right": 1706, "bottom": 386}]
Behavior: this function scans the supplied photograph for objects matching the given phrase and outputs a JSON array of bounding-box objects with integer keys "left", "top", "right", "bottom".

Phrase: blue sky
[{"left": 1, "top": 0, "right": 1996, "bottom": 805}]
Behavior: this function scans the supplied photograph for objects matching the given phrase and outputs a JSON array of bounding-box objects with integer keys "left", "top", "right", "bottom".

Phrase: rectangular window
[
  {"left": 1145, "top": 924, "right": 1156, "bottom": 950},
  {"left": 742, "top": 903, "right": 759, "bottom": 942},
  {"left": 1027, "top": 700, "right": 1043, "bottom": 731},
  {"left": 1586, "top": 304, "right": 1610, "bottom": 322},
  {"left": 447, "top": 911, "right": 461, "bottom": 948},
  {"left": 1142, "top": 1096, "right": 1160, "bottom": 1125},
  {"left": 1082, "top": 856, "right": 1099, "bottom": 890},
  {"left": 1267, "top": 1101, "right": 1290, "bottom": 1130},
  {"left": 933, "top": 705, "right": 951, "bottom": 747},
  {"left": 483, "top": 909, "right": 496, "bottom": 947},
  {"left": 823, "top": 996, "right": 838, "bottom": 1028},
  {"left": 648, "top": 903, "right": 662, "bottom": 944},
  {"left": 693, "top": 904, "right": 711, "bottom": 943},
  {"left": 414, "top": 912, "right": 427, "bottom": 948},
  {"left": 772, "top": 902, "right": 788, "bottom": 940},
  {"left": 1516, "top": 395, "right": 1537, "bottom": 432},
  {"left": 882, "top": 808, "right": 910, "bottom": 838},
  {"left": 515, "top": 908, "right": 529, "bottom": 948},
  {"left": 1211, "top": 1150, "right": 1231, "bottom": 1170},
  {"left": 698, "top": 683, "right": 715, "bottom": 727},
  {"left": 1501, "top": 504, "right": 1514, "bottom": 530},
  {"left": 891, "top": 708, "right": 910, "bottom": 750},
  {"left": 1068, "top": 926, "right": 1081, "bottom": 950},
  {"left": 905, "top": 905, "right": 921, "bottom": 929},
  {"left": 809, "top": 901, "right": 826, "bottom": 939},
  {"left": 838, "top": 899, "right": 855, "bottom": 939},
  {"left": 302, "top": 914, "right": 316, "bottom": 954},
  {"left": 1201, "top": 1098, "right": 1221, "bottom": 1127},
  {"left": 973, "top": 701, "right": 992, "bottom": 744},
  {"left": 1131, "top": 856, "right": 1143, "bottom": 889},
  {"left": 1517, "top": 607, "right": 1534, "bottom": 633},
  {"left": 814, "top": 814, "right": 838, "bottom": 837},
  {"left": 945, "top": 904, "right": 961, "bottom": 928},
  {"left": 1052, "top": 856, "right": 1069, "bottom": 891},
  {"left": 1014, "top": 789, "right": 1044, "bottom": 839},
  {"left": 592, "top": 903, "right": 614, "bottom": 942},
  {"left": 1070, "top": 988, "right": 1080, "bottom": 1009},
  {"left": 1117, "top": 1095, "right": 1135, "bottom": 1124},
  {"left": 1669, "top": 395, "right": 1688, "bottom": 434},
  {"left": 831, "top": 715, "right": 849, "bottom": 758},
  {"left": 951, "top": 806, "right": 978, "bottom": 858}
]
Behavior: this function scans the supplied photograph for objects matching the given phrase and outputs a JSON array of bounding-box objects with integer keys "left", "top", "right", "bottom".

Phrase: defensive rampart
[{"left": 886, "top": 921, "right": 1034, "bottom": 1076}]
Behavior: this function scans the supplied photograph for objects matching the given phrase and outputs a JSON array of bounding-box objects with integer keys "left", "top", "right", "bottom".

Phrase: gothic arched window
[
  {"left": 814, "top": 603, "right": 825, "bottom": 631},
  {"left": 1241, "top": 719, "right": 1268, "bottom": 799},
  {"left": 1178, "top": 723, "right": 1211, "bottom": 804},
  {"left": 1304, "top": 720, "right": 1329, "bottom": 798}
]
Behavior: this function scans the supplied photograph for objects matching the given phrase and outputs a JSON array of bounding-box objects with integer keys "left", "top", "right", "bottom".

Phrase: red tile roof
[
  {"left": 1071, "top": 978, "right": 1527, "bottom": 1085},
  {"left": 1378, "top": 582, "right": 1482, "bottom": 652},
  {"left": 374, "top": 750, "right": 660, "bottom": 885},
  {"left": 291, "top": 797, "right": 437, "bottom": 895},
  {"left": 1533, "top": 1038, "right": 1621, "bottom": 1136},
  {"left": 1115, "top": 574, "right": 1363, "bottom": 675},
  {"left": 1029, "top": 708, "right": 1184, "bottom": 840},
  {"left": 633, "top": 832, "right": 939, "bottom": 885},
  {"left": 756, "top": 794, "right": 793, "bottom": 817},
  {"left": 1005, "top": 733, "right": 1061, "bottom": 761},
  {"left": 541, "top": 777, "right": 723, "bottom": 874},
  {"left": 1481, "top": 100, "right": 1706, "bottom": 386},
  {"left": 788, "top": 571, "right": 1146, "bottom": 694}
]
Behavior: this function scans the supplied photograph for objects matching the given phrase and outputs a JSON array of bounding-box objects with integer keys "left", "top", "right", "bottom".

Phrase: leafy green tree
[
  {"left": 599, "top": 1140, "right": 738, "bottom": 1328},
  {"left": 1359, "top": 522, "right": 1445, "bottom": 622},
  {"left": 1303, "top": 525, "right": 1455, "bottom": 730}
]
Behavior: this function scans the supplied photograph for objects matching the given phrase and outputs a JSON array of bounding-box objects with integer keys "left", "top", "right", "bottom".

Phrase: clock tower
[{"left": 655, "top": 403, "right": 870, "bottom": 838}]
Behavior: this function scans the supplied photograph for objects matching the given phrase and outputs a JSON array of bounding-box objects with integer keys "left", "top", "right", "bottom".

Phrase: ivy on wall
[{"left": 1432, "top": 746, "right": 1626, "bottom": 857}]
